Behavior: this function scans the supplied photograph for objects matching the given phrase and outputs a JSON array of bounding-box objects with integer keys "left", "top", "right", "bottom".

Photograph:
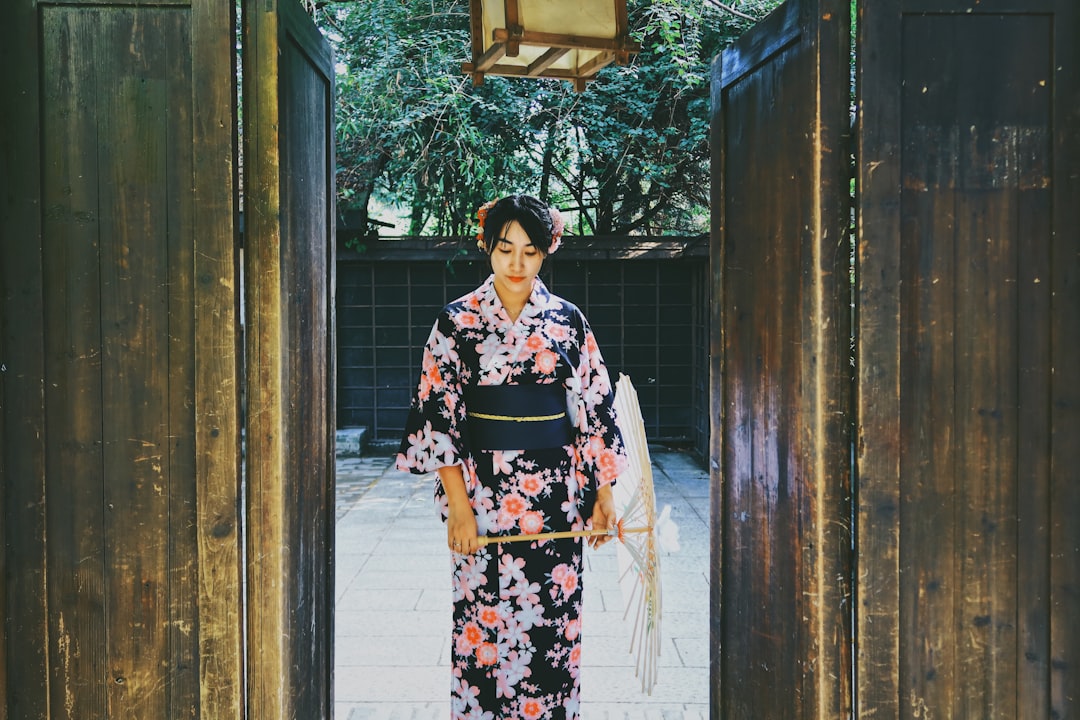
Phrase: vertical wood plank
[
  {"left": 280, "top": 31, "right": 334, "bottom": 713},
  {"left": 1050, "top": 5, "right": 1080, "bottom": 717},
  {"left": 324, "top": 51, "right": 339, "bottom": 710},
  {"left": 904, "top": 193, "right": 960, "bottom": 715},
  {"left": 94, "top": 10, "right": 172, "bottom": 717},
  {"left": 1014, "top": 138, "right": 1052, "bottom": 718},
  {"left": 191, "top": 0, "right": 245, "bottom": 715},
  {"left": 161, "top": 11, "right": 201, "bottom": 717},
  {"left": 898, "top": 137, "right": 958, "bottom": 714},
  {"left": 41, "top": 10, "right": 109, "bottom": 718},
  {"left": 897, "top": 20, "right": 959, "bottom": 714},
  {"left": 243, "top": 0, "right": 289, "bottom": 713},
  {"left": 855, "top": 0, "right": 903, "bottom": 714},
  {"left": 806, "top": 1, "right": 855, "bottom": 713},
  {"left": 0, "top": 6, "right": 48, "bottom": 713},
  {"left": 953, "top": 187, "right": 1018, "bottom": 717},
  {"left": 708, "top": 51, "right": 725, "bottom": 720}
]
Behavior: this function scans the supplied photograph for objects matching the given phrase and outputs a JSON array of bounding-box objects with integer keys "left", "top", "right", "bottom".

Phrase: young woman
[{"left": 397, "top": 194, "right": 627, "bottom": 719}]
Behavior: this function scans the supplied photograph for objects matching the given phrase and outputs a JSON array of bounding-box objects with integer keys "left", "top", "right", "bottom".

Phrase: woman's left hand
[{"left": 589, "top": 484, "right": 617, "bottom": 549}]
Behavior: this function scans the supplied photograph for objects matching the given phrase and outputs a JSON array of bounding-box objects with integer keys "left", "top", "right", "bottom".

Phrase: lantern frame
[{"left": 462, "top": 0, "right": 641, "bottom": 91}]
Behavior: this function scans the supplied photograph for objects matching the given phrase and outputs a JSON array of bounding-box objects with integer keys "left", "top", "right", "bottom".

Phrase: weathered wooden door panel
[
  {"left": 39, "top": 10, "right": 196, "bottom": 717},
  {"left": 857, "top": 1, "right": 1080, "bottom": 717},
  {"left": 709, "top": 0, "right": 852, "bottom": 716},
  {"left": 243, "top": 0, "right": 336, "bottom": 716},
  {"left": 1, "top": 0, "right": 243, "bottom": 718}
]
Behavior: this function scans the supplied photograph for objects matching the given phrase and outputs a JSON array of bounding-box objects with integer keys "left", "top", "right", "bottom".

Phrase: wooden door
[
  {"left": 242, "top": 0, "right": 337, "bottom": 717},
  {"left": 0, "top": 1, "right": 243, "bottom": 717},
  {"left": 709, "top": 0, "right": 853, "bottom": 716},
  {"left": 857, "top": 1, "right": 1080, "bottom": 717}
]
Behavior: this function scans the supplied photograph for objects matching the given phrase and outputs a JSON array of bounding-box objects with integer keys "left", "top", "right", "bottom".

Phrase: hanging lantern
[{"left": 463, "top": 0, "right": 641, "bottom": 92}]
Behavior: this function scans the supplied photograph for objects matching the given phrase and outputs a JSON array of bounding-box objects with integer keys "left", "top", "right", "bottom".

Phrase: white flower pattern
[{"left": 397, "top": 275, "right": 627, "bottom": 719}]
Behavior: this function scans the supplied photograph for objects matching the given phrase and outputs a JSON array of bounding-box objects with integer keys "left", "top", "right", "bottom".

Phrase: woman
[{"left": 397, "top": 194, "right": 628, "bottom": 719}]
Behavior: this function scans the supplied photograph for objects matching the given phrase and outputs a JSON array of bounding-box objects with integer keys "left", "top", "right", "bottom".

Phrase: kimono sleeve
[
  {"left": 396, "top": 311, "right": 468, "bottom": 474},
  {"left": 568, "top": 310, "right": 628, "bottom": 491}
]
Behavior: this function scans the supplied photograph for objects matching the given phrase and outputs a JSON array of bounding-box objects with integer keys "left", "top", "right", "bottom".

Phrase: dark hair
[{"left": 479, "top": 195, "right": 558, "bottom": 255}]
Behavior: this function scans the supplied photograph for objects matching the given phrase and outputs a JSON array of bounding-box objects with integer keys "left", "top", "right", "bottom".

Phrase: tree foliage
[{"left": 316, "top": 0, "right": 783, "bottom": 237}]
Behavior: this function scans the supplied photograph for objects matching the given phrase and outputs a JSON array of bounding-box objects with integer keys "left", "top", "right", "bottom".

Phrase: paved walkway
[{"left": 334, "top": 448, "right": 711, "bottom": 719}]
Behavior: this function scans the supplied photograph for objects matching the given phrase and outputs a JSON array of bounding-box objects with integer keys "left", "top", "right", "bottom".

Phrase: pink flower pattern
[{"left": 397, "top": 275, "right": 627, "bottom": 719}]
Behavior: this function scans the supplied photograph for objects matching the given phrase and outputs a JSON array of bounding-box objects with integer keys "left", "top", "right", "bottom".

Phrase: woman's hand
[
  {"left": 447, "top": 496, "right": 480, "bottom": 555},
  {"left": 438, "top": 465, "right": 480, "bottom": 554},
  {"left": 589, "top": 484, "right": 617, "bottom": 549}
]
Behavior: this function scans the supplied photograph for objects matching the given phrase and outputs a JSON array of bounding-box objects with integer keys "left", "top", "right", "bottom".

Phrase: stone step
[{"left": 335, "top": 426, "right": 368, "bottom": 458}]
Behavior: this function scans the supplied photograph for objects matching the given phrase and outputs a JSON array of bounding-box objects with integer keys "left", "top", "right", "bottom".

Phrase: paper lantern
[{"left": 463, "top": 0, "right": 641, "bottom": 91}]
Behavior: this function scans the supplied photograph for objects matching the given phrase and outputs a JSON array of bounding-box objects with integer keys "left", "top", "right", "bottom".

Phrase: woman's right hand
[
  {"left": 437, "top": 464, "right": 479, "bottom": 554},
  {"left": 447, "top": 497, "right": 480, "bottom": 554}
]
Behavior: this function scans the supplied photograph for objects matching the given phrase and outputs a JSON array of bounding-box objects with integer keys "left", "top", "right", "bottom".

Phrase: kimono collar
[{"left": 479, "top": 274, "right": 551, "bottom": 327}]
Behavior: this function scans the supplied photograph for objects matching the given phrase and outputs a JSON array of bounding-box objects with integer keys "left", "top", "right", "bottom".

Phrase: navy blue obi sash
[{"left": 464, "top": 383, "right": 572, "bottom": 451}]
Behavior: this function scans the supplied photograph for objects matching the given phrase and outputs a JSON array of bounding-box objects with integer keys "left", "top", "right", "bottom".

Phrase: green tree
[{"left": 316, "top": 0, "right": 783, "bottom": 237}]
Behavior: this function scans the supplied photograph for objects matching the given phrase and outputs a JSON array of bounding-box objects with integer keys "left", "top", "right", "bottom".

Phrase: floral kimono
[{"left": 397, "top": 275, "right": 627, "bottom": 720}]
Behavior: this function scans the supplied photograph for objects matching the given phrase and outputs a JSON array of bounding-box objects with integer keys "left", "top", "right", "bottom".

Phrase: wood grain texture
[
  {"left": 711, "top": 0, "right": 852, "bottom": 716},
  {"left": 95, "top": 11, "right": 174, "bottom": 718},
  {"left": 2, "top": 0, "right": 57, "bottom": 714},
  {"left": 243, "top": 1, "right": 289, "bottom": 714},
  {"left": 243, "top": 0, "right": 336, "bottom": 716},
  {"left": 162, "top": 10, "right": 201, "bottom": 716},
  {"left": 40, "top": 10, "right": 108, "bottom": 718},
  {"left": 858, "top": 2, "right": 1078, "bottom": 717},
  {"left": 281, "top": 13, "right": 335, "bottom": 713},
  {"left": 191, "top": 0, "right": 245, "bottom": 714},
  {"left": 708, "top": 51, "right": 725, "bottom": 720},
  {"left": 1049, "top": 5, "right": 1080, "bottom": 717},
  {"left": 3, "top": 1, "right": 243, "bottom": 717},
  {"left": 855, "top": 0, "right": 904, "bottom": 714}
]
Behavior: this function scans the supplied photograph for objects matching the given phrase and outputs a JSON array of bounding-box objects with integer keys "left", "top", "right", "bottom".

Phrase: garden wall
[{"left": 336, "top": 236, "right": 710, "bottom": 458}]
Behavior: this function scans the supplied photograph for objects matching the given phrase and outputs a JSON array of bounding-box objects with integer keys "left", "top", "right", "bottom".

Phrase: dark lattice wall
[{"left": 336, "top": 238, "right": 709, "bottom": 458}]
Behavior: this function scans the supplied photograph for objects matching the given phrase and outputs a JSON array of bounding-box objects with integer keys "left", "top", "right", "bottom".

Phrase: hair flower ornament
[
  {"left": 475, "top": 199, "right": 497, "bottom": 251},
  {"left": 548, "top": 207, "right": 565, "bottom": 254},
  {"left": 474, "top": 197, "right": 565, "bottom": 254}
]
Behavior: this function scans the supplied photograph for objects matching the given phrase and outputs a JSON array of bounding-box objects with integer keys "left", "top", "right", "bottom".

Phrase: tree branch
[{"left": 703, "top": 0, "right": 758, "bottom": 22}]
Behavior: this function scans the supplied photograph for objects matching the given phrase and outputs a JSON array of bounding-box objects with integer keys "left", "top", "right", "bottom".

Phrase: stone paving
[{"left": 334, "top": 447, "right": 711, "bottom": 719}]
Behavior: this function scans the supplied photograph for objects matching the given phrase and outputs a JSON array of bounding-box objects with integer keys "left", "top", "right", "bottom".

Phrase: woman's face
[{"left": 489, "top": 219, "right": 544, "bottom": 298}]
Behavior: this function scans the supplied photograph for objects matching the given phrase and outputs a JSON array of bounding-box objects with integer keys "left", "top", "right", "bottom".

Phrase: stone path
[{"left": 334, "top": 448, "right": 711, "bottom": 719}]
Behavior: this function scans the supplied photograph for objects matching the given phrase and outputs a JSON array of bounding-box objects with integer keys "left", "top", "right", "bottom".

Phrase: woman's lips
[{"left": 508, "top": 276, "right": 525, "bottom": 283}]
